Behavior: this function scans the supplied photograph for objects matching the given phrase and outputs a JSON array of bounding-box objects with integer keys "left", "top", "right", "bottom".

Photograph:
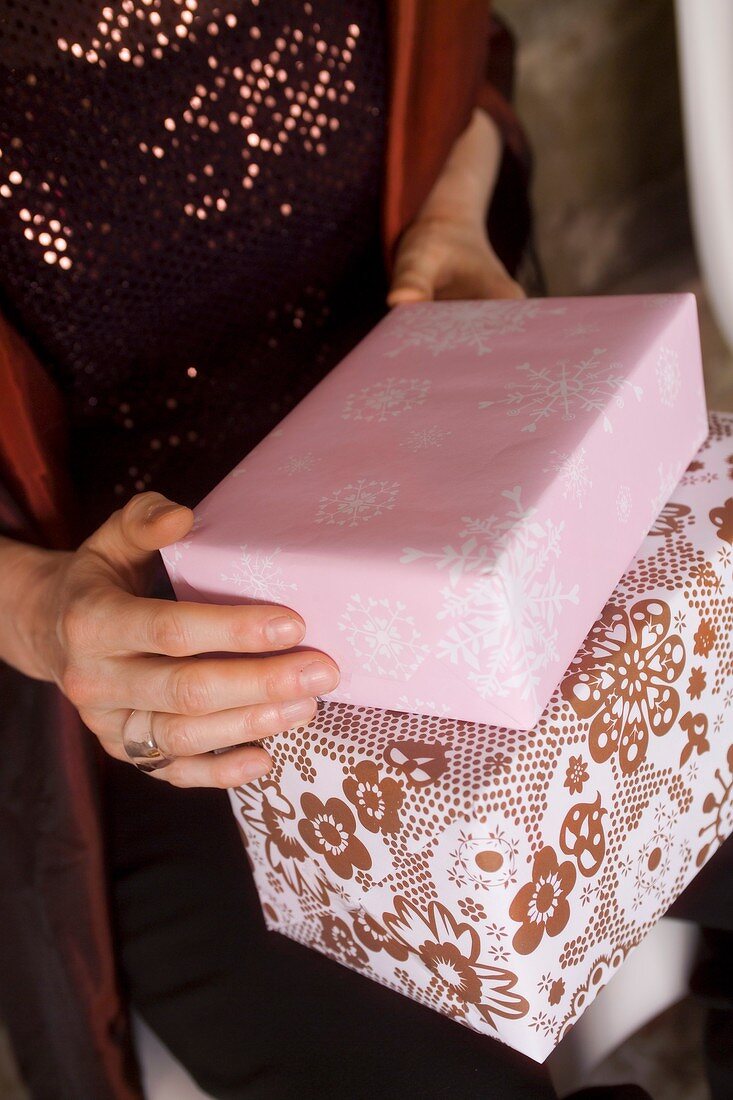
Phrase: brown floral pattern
[
  {"left": 680, "top": 711, "right": 710, "bottom": 768},
  {"left": 320, "top": 915, "right": 369, "bottom": 970},
  {"left": 562, "top": 599, "right": 685, "bottom": 775},
  {"left": 384, "top": 898, "right": 529, "bottom": 1028},
  {"left": 563, "top": 755, "right": 589, "bottom": 795},
  {"left": 351, "top": 908, "right": 408, "bottom": 961},
  {"left": 509, "top": 847, "right": 576, "bottom": 955},
  {"left": 343, "top": 760, "right": 404, "bottom": 834},
  {"left": 298, "top": 794, "right": 371, "bottom": 880},
  {"left": 687, "top": 666, "right": 706, "bottom": 700},
  {"left": 548, "top": 978, "right": 565, "bottom": 1006},
  {"left": 693, "top": 617, "right": 717, "bottom": 658}
]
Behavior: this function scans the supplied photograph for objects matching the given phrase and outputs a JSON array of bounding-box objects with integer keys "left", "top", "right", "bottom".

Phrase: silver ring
[{"left": 122, "top": 709, "right": 174, "bottom": 773}]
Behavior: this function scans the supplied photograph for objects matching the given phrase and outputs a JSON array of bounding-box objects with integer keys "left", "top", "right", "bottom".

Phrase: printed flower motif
[
  {"left": 548, "top": 978, "right": 565, "bottom": 1006},
  {"left": 234, "top": 780, "right": 333, "bottom": 903},
  {"left": 687, "top": 666, "right": 707, "bottom": 700},
  {"left": 351, "top": 909, "right": 408, "bottom": 961},
  {"left": 694, "top": 618, "right": 717, "bottom": 658},
  {"left": 561, "top": 599, "right": 685, "bottom": 775},
  {"left": 320, "top": 915, "right": 369, "bottom": 970},
  {"left": 383, "top": 898, "right": 529, "bottom": 1028},
  {"left": 298, "top": 794, "right": 372, "bottom": 880},
  {"left": 342, "top": 760, "right": 405, "bottom": 835},
  {"left": 679, "top": 711, "right": 710, "bottom": 768},
  {"left": 509, "top": 846, "right": 576, "bottom": 955},
  {"left": 563, "top": 755, "right": 589, "bottom": 795}
]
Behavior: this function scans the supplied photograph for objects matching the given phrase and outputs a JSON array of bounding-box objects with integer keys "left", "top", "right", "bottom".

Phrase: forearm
[
  {"left": 0, "top": 535, "right": 62, "bottom": 678},
  {"left": 416, "top": 107, "right": 503, "bottom": 229}
]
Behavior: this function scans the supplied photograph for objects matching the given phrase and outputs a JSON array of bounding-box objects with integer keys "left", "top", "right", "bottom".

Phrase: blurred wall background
[{"left": 497, "top": 0, "right": 692, "bottom": 294}]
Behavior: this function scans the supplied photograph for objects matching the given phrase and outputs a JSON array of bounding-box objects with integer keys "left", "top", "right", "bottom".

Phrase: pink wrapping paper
[
  {"left": 228, "top": 412, "right": 733, "bottom": 1062},
  {"left": 166, "top": 294, "right": 707, "bottom": 730}
]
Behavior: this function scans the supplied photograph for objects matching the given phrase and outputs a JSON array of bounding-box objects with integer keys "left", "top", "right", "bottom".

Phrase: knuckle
[
  {"left": 60, "top": 601, "right": 93, "bottom": 650},
  {"left": 260, "top": 667, "right": 284, "bottom": 704},
  {"left": 215, "top": 755, "right": 248, "bottom": 790},
  {"left": 61, "top": 664, "right": 94, "bottom": 707},
  {"left": 149, "top": 607, "right": 191, "bottom": 656},
  {"left": 169, "top": 664, "right": 213, "bottom": 715},
  {"left": 157, "top": 714, "right": 199, "bottom": 757}
]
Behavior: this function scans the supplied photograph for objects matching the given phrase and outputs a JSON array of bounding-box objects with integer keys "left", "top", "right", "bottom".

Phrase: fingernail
[
  {"left": 280, "top": 697, "right": 317, "bottom": 725},
  {"left": 299, "top": 660, "right": 339, "bottom": 694},
  {"left": 264, "top": 615, "right": 305, "bottom": 645},
  {"left": 145, "top": 501, "right": 181, "bottom": 523}
]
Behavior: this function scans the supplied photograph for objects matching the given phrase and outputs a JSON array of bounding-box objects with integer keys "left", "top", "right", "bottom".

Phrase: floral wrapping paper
[
  {"left": 227, "top": 413, "right": 733, "bottom": 1062},
  {"left": 165, "top": 295, "right": 707, "bottom": 731}
]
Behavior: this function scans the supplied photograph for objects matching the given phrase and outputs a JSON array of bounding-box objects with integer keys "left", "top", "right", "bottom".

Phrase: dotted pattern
[
  {"left": 232, "top": 422, "right": 733, "bottom": 1062},
  {"left": 0, "top": 0, "right": 387, "bottom": 530}
]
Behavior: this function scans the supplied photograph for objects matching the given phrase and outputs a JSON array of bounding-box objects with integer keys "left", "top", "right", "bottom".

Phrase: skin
[{"left": 0, "top": 108, "right": 519, "bottom": 789}]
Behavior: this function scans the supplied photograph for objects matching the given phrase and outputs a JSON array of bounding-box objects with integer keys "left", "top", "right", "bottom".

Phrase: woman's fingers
[
  {"left": 151, "top": 743, "right": 274, "bottom": 789},
  {"left": 103, "top": 591, "right": 306, "bottom": 656},
  {"left": 66, "top": 648, "right": 339, "bottom": 714},
  {"left": 149, "top": 696, "right": 318, "bottom": 757}
]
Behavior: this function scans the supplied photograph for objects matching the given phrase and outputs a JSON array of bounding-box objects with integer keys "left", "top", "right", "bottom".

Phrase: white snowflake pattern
[
  {"left": 650, "top": 460, "right": 685, "bottom": 523},
  {"left": 656, "top": 344, "right": 681, "bottom": 407},
  {"left": 400, "top": 425, "right": 452, "bottom": 452},
  {"left": 339, "top": 595, "right": 429, "bottom": 680},
  {"left": 616, "top": 484, "right": 632, "bottom": 524},
  {"left": 160, "top": 514, "right": 202, "bottom": 579},
  {"left": 341, "top": 377, "right": 431, "bottom": 423},
  {"left": 563, "top": 322, "right": 600, "bottom": 339},
  {"left": 221, "top": 545, "right": 297, "bottom": 602},
  {"left": 400, "top": 487, "right": 580, "bottom": 708},
  {"left": 385, "top": 301, "right": 566, "bottom": 357},
  {"left": 479, "top": 348, "right": 643, "bottom": 433},
  {"left": 278, "top": 453, "right": 319, "bottom": 476},
  {"left": 316, "top": 479, "right": 399, "bottom": 527},
  {"left": 545, "top": 447, "right": 592, "bottom": 507}
]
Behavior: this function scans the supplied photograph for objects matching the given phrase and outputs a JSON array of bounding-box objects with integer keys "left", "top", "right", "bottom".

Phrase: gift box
[
  {"left": 165, "top": 294, "right": 707, "bottom": 730},
  {"left": 225, "top": 412, "right": 733, "bottom": 1061}
]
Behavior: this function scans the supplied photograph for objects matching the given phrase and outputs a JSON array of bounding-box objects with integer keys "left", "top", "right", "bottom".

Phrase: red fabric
[{"left": 0, "top": 6, "right": 530, "bottom": 1095}]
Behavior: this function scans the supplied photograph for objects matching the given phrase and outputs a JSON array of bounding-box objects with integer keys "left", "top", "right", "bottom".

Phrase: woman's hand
[
  {"left": 5, "top": 492, "right": 339, "bottom": 788},
  {"left": 388, "top": 107, "right": 524, "bottom": 305},
  {"left": 388, "top": 214, "right": 523, "bottom": 304}
]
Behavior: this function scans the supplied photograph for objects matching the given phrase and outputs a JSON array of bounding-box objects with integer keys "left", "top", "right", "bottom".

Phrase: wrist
[{"left": 0, "top": 540, "right": 67, "bottom": 680}]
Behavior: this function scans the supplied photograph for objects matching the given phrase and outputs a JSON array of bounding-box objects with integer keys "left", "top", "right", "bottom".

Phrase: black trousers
[{"left": 103, "top": 754, "right": 727, "bottom": 1100}]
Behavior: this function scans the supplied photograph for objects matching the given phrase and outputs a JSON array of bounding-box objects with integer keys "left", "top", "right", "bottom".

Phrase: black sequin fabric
[{"left": 0, "top": 0, "right": 388, "bottom": 533}]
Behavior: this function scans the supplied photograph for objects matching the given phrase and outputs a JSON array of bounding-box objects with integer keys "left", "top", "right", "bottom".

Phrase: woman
[{"left": 0, "top": 3, "right": 660, "bottom": 1097}]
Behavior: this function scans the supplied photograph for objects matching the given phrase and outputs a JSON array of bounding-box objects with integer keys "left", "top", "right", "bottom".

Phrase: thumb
[
  {"left": 387, "top": 245, "right": 440, "bottom": 307},
  {"left": 86, "top": 492, "right": 195, "bottom": 570}
]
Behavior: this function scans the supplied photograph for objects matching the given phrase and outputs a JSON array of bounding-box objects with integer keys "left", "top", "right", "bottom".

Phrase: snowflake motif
[
  {"left": 616, "top": 484, "right": 632, "bottom": 524},
  {"left": 564, "top": 322, "right": 600, "bottom": 339},
  {"left": 160, "top": 514, "right": 202, "bottom": 578},
  {"left": 396, "top": 695, "right": 452, "bottom": 717},
  {"left": 478, "top": 348, "right": 643, "bottom": 434},
  {"left": 400, "top": 425, "right": 452, "bottom": 452},
  {"left": 221, "top": 545, "right": 297, "bottom": 602},
  {"left": 401, "top": 487, "right": 580, "bottom": 708},
  {"left": 316, "top": 479, "right": 399, "bottom": 527},
  {"left": 545, "top": 447, "right": 592, "bottom": 507},
  {"left": 656, "top": 344, "right": 681, "bottom": 407},
  {"left": 278, "top": 453, "right": 319, "bottom": 476},
  {"left": 385, "top": 300, "right": 566, "bottom": 357},
  {"left": 341, "top": 377, "right": 431, "bottom": 423},
  {"left": 650, "top": 460, "right": 685, "bottom": 523},
  {"left": 339, "top": 595, "right": 429, "bottom": 680}
]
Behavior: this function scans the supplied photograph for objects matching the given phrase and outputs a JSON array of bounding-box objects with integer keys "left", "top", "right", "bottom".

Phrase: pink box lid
[{"left": 164, "top": 295, "right": 708, "bottom": 730}]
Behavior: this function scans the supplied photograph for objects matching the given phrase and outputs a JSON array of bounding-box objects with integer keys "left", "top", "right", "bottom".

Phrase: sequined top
[{"left": 0, "top": 1, "right": 388, "bottom": 533}]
